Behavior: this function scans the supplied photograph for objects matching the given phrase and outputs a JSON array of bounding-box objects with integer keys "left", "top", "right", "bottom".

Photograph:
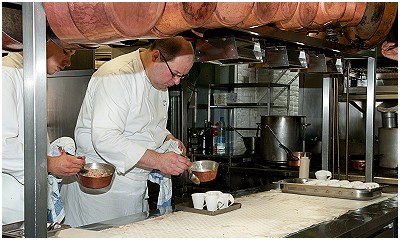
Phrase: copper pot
[
  {"left": 351, "top": 160, "right": 365, "bottom": 171},
  {"left": 275, "top": 2, "right": 320, "bottom": 30},
  {"left": 77, "top": 163, "right": 115, "bottom": 189},
  {"left": 152, "top": 2, "right": 217, "bottom": 38},
  {"left": 287, "top": 152, "right": 312, "bottom": 167},
  {"left": 202, "top": 2, "right": 254, "bottom": 29},
  {"left": 190, "top": 160, "right": 219, "bottom": 182},
  {"left": 237, "top": 2, "right": 280, "bottom": 28}
]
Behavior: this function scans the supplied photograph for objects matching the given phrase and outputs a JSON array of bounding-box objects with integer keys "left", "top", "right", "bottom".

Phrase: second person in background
[{"left": 61, "top": 36, "right": 194, "bottom": 227}]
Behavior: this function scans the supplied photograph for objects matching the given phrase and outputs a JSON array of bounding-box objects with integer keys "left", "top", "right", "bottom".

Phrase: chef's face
[
  {"left": 152, "top": 50, "right": 193, "bottom": 90},
  {"left": 46, "top": 41, "right": 75, "bottom": 75}
]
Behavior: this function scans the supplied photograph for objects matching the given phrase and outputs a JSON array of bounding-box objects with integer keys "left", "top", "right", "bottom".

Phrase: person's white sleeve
[
  {"left": 90, "top": 75, "right": 147, "bottom": 173},
  {"left": 2, "top": 68, "right": 25, "bottom": 183}
]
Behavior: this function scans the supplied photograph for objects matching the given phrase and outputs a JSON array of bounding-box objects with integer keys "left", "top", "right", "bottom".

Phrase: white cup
[
  {"left": 220, "top": 193, "right": 234, "bottom": 209},
  {"left": 315, "top": 170, "right": 332, "bottom": 180},
  {"left": 205, "top": 195, "right": 223, "bottom": 211},
  {"left": 191, "top": 193, "right": 206, "bottom": 210},
  {"left": 205, "top": 190, "right": 223, "bottom": 197}
]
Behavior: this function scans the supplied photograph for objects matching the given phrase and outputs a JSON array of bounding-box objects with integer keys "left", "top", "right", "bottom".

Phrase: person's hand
[
  {"left": 47, "top": 150, "right": 86, "bottom": 176},
  {"left": 381, "top": 41, "right": 398, "bottom": 61},
  {"left": 155, "top": 152, "right": 192, "bottom": 176},
  {"left": 165, "top": 134, "right": 187, "bottom": 155}
]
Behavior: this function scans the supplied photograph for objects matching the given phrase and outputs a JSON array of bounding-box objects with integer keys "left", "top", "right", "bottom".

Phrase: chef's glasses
[{"left": 159, "top": 51, "right": 189, "bottom": 81}]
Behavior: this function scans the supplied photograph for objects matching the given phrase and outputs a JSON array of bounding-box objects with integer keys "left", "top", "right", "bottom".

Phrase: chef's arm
[
  {"left": 164, "top": 134, "right": 187, "bottom": 155},
  {"left": 136, "top": 149, "right": 191, "bottom": 176}
]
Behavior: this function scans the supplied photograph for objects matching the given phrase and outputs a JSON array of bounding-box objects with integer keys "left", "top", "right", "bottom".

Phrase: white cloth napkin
[
  {"left": 48, "top": 137, "right": 76, "bottom": 223},
  {"left": 148, "top": 139, "right": 182, "bottom": 210}
]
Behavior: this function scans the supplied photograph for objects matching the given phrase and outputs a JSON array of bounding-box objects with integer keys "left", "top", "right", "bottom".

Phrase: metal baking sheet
[
  {"left": 175, "top": 202, "right": 241, "bottom": 216},
  {"left": 275, "top": 178, "right": 383, "bottom": 201}
]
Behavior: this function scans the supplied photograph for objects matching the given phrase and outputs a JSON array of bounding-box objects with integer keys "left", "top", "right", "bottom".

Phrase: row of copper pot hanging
[{"left": 2, "top": 2, "right": 397, "bottom": 51}]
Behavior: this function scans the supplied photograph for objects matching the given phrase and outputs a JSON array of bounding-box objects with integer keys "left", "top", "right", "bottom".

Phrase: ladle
[
  {"left": 265, "top": 124, "right": 298, "bottom": 161},
  {"left": 181, "top": 154, "right": 200, "bottom": 185},
  {"left": 228, "top": 124, "right": 244, "bottom": 138}
]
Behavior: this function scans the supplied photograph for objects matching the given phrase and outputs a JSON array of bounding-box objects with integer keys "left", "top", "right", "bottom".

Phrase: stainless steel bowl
[
  {"left": 77, "top": 162, "right": 115, "bottom": 189},
  {"left": 190, "top": 160, "right": 219, "bottom": 182}
]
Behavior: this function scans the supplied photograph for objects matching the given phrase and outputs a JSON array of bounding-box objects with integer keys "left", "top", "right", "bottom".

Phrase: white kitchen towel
[
  {"left": 48, "top": 137, "right": 76, "bottom": 223},
  {"left": 148, "top": 139, "right": 182, "bottom": 210}
]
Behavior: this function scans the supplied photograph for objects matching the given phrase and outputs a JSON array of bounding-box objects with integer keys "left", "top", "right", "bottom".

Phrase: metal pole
[
  {"left": 321, "top": 76, "right": 332, "bottom": 170},
  {"left": 23, "top": 2, "right": 48, "bottom": 237},
  {"left": 365, "top": 57, "right": 376, "bottom": 182}
]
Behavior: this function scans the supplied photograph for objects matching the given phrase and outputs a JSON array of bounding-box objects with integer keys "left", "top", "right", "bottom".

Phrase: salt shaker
[{"left": 299, "top": 155, "right": 310, "bottom": 179}]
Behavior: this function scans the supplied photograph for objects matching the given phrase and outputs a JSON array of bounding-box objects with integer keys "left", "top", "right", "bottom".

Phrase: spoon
[
  {"left": 188, "top": 168, "right": 200, "bottom": 185},
  {"left": 181, "top": 154, "right": 200, "bottom": 185}
]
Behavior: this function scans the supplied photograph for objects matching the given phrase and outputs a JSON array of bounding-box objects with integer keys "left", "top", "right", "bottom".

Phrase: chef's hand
[
  {"left": 165, "top": 134, "right": 187, "bottom": 155},
  {"left": 158, "top": 152, "right": 192, "bottom": 175},
  {"left": 138, "top": 150, "right": 192, "bottom": 176},
  {"left": 47, "top": 150, "right": 86, "bottom": 176}
]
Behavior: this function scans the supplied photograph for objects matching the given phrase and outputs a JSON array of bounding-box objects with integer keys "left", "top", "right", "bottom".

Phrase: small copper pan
[{"left": 287, "top": 152, "right": 312, "bottom": 167}]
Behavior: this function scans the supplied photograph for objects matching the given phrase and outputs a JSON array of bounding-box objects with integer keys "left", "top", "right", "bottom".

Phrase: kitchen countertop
[{"left": 75, "top": 185, "right": 397, "bottom": 238}]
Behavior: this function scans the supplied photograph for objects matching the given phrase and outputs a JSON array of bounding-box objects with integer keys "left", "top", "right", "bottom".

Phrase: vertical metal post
[
  {"left": 365, "top": 57, "right": 376, "bottom": 182},
  {"left": 286, "top": 85, "right": 290, "bottom": 115},
  {"left": 23, "top": 2, "right": 48, "bottom": 237},
  {"left": 321, "top": 76, "right": 332, "bottom": 170}
]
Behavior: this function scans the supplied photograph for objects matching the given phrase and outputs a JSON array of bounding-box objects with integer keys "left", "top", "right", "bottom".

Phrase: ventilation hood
[
  {"left": 194, "top": 36, "right": 264, "bottom": 65},
  {"left": 248, "top": 46, "right": 307, "bottom": 69}
]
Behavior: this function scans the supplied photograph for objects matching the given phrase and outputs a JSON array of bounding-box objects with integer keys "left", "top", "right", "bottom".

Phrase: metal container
[
  {"left": 381, "top": 112, "right": 398, "bottom": 128},
  {"left": 77, "top": 162, "right": 115, "bottom": 189},
  {"left": 378, "top": 128, "right": 398, "bottom": 169},
  {"left": 190, "top": 160, "right": 219, "bottom": 182},
  {"left": 287, "top": 152, "right": 312, "bottom": 167},
  {"left": 261, "top": 116, "right": 304, "bottom": 164},
  {"left": 243, "top": 136, "right": 261, "bottom": 153}
]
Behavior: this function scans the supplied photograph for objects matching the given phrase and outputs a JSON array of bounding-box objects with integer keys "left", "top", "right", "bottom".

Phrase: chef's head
[
  {"left": 46, "top": 40, "right": 76, "bottom": 75},
  {"left": 147, "top": 36, "right": 194, "bottom": 90}
]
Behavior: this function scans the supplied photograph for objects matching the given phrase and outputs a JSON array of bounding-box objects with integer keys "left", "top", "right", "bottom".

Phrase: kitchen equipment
[
  {"left": 378, "top": 128, "right": 398, "bottom": 169},
  {"left": 188, "top": 168, "right": 200, "bottom": 185},
  {"left": 152, "top": 2, "right": 217, "bottom": 37},
  {"left": 237, "top": 2, "right": 281, "bottom": 28},
  {"left": 262, "top": 117, "right": 303, "bottom": 164},
  {"left": 275, "top": 2, "right": 320, "bottom": 30},
  {"left": 242, "top": 137, "right": 261, "bottom": 153},
  {"left": 77, "top": 162, "right": 115, "bottom": 189},
  {"left": 202, "top": 2, "right": 254, "bottom": 29},
  {"left": 351, "top": 160, "right": 366, "bottom": 171},
  {"left": 190, "top": 160, "right": 219, "bottom": 182},
  {"left": 228, "top": 124, "right": 261, "bottom": 153},
  {"left": 287, "top": 152, "right": 312, "bottom": 167},
  {"left": 381, "top": 112, "right": 398, "bottom": 128},
  {"left": 276, "top": 178, "right": 383, "bottom": 201}
]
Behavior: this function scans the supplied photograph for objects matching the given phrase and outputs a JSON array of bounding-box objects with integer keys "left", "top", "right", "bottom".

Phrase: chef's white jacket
[
  {"left": 2, "top": 53, "right": 53, "bottom": 224},
  {"left": 62, "top": 49, "right": 171, "bottom": 227}
]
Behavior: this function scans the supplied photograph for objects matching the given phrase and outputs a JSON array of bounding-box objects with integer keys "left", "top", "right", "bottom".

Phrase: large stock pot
[{"left": 261, "top": 116, "right": 304, "bottom": 165}]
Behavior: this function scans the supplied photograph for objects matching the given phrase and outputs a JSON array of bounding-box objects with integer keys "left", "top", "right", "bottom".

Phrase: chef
[
  {"left": 61, "top": 36, "right": 193, "bottom": 227},
  {"left": 2, "top": 40, "right": 86, "bottom": 224}
]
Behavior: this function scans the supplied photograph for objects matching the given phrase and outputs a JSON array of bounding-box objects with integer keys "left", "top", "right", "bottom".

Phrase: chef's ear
[{"left": 152, "top": 50, "right": 161, "bottom": 62}]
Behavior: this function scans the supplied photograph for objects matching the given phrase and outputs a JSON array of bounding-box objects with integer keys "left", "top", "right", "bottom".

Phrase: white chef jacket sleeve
[
  {"left": 2, "top": 67, "right": 25, "bottom": 183},
  {"left": 90, "top": 74, "right": 147, "bottom": 173}
]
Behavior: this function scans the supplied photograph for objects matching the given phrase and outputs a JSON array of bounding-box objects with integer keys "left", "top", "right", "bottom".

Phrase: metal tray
[
  {"left": 275, "top": 178, "right": 383, "bottom": 201},
  {"left": 175, "top": 202, "right": 241, "bottom": 216},
  {"left": 2, "top": 221, "right": 71, "bottom": 238}
]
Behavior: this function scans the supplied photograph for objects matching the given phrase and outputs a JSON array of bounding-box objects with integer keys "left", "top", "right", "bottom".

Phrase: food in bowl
[{"left": 80, "top": 168, "right": 113, "bottom": 178}]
